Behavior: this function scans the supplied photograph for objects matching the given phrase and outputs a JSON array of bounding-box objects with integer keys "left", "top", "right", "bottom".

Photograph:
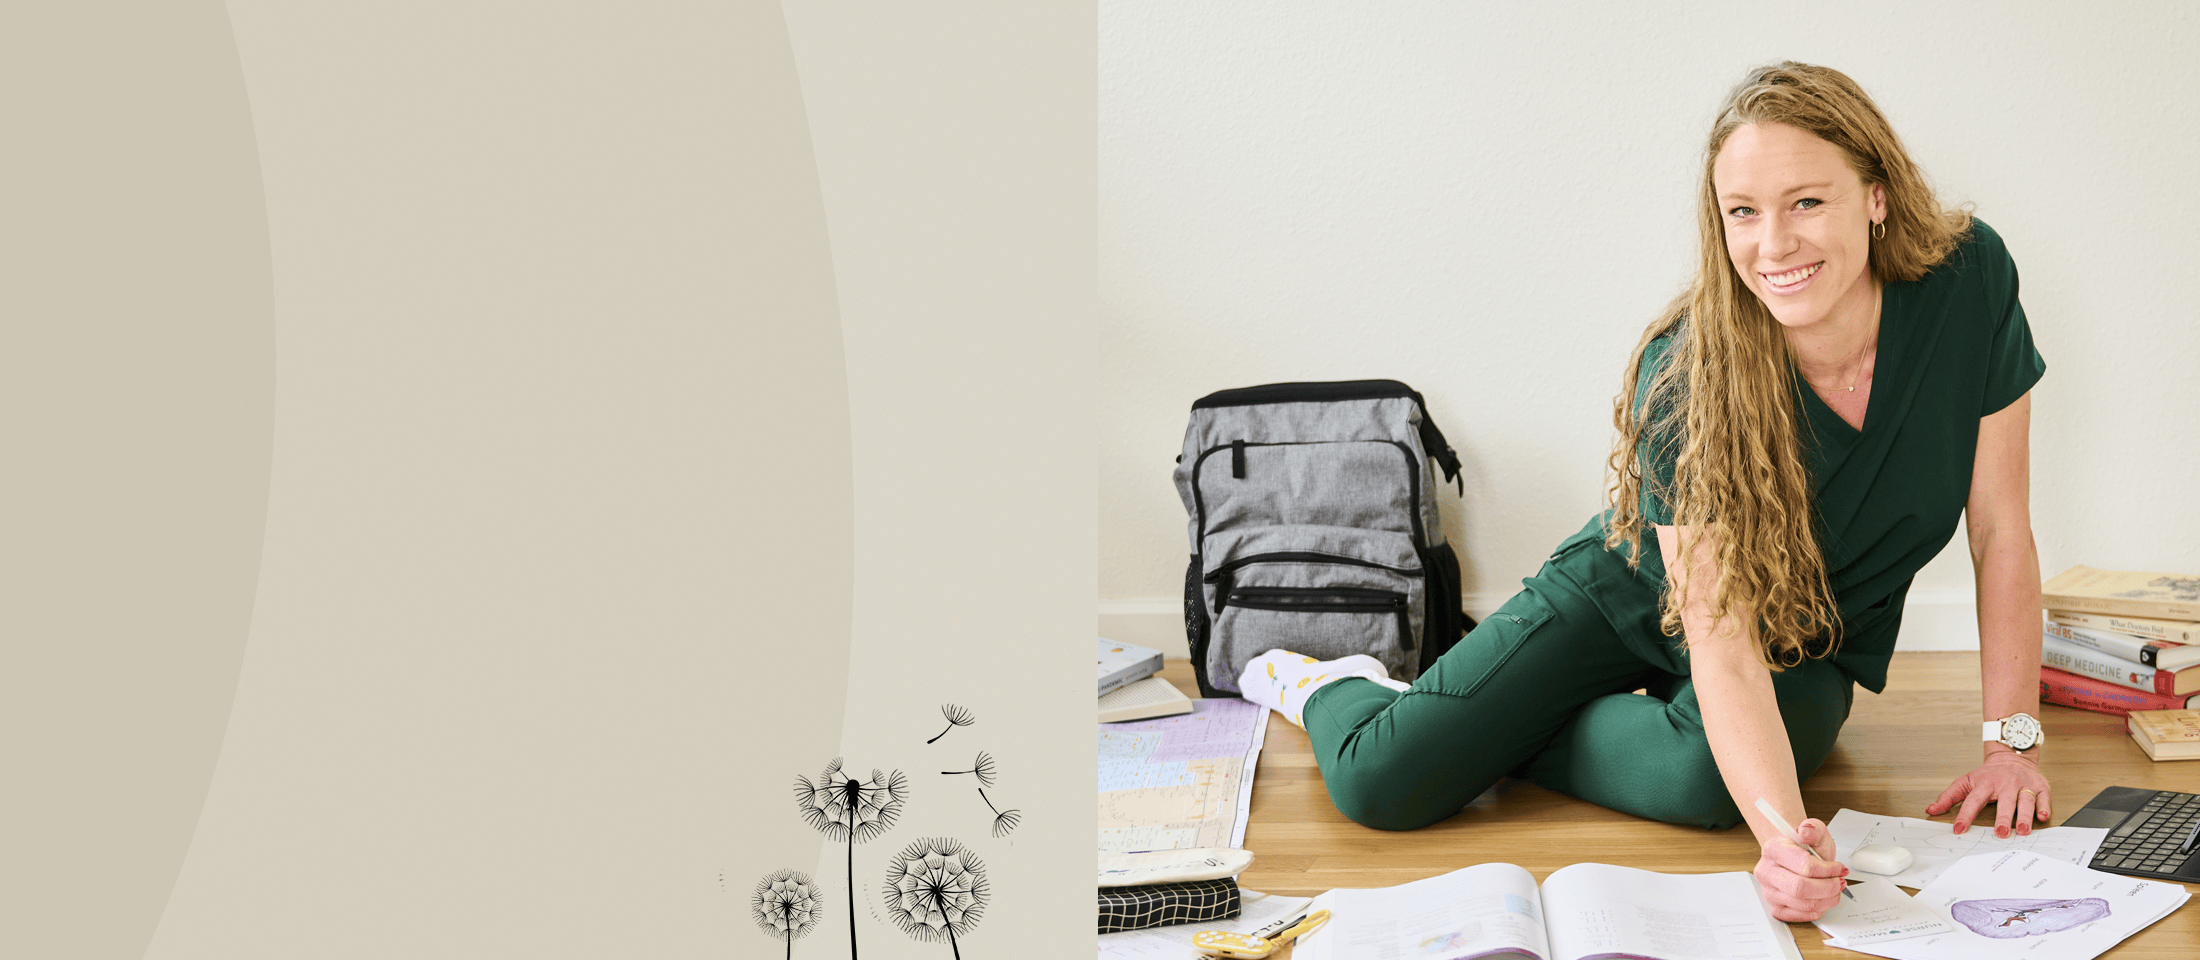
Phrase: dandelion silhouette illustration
[
  {"left": 751, "top": 869, "right": 823, "bottom": 960},
  {"left": 941, "top": 751, "right": 996, "bottom": 787},
  {"left": 883, "top": 837, "right": 989, "bottom": 960},
  {"left": 943, "top": 751, "right": 1018, "bottom": 836},
  {"left": 794, "top": 758, "right": 907, "bottom": 960},
  {"left": 927, "top": 704, "right": 975, "bottom": 744},
  {"left": 978, "top": 789, "right": 1021, "bottom": 837}
]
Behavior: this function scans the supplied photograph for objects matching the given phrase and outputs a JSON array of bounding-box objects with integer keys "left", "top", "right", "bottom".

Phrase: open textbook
[{"left": 1289, "top": 862, "right": 1803, "bottom": 960}]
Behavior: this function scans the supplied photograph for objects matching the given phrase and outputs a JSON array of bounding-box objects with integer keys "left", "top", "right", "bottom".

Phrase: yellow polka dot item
[{"left": 1236, "top": 650, "right": 1408, "bottom": 731}]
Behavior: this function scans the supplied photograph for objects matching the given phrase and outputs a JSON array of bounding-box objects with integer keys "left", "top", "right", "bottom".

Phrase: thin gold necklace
[{"left": 1817, "top": 287, "right": 1881, "bottom": 392}]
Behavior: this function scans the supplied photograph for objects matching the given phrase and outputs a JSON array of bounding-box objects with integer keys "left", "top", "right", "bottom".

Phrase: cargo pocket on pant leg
[{"left": 1418, "top": 589, "right": 1556, "bottom": 700}]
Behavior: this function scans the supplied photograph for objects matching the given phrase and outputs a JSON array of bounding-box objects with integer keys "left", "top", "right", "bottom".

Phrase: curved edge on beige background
[
  {"left": 781, "top": 0, "right": 1098, "bottom": 951},
  {"left": 0, "top": 3, "right": 276, "bottom": 958},
  {"left": 132, "top": 2, "right": 856, "bottom": 955}
]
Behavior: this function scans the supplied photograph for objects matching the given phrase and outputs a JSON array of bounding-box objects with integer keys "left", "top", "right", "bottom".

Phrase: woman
[{"left": 1236, "top": 62, "right": 2049, "bottom": 922}]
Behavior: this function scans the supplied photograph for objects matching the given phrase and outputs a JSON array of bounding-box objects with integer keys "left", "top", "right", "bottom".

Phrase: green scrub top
[{"left": 1556, "top": 218, "right": 2046, "bottom": 693}]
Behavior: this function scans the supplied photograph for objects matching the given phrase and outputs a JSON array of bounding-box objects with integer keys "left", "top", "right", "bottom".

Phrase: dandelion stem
[
  {"left": 927, "top": 704, "right": 975, "bottom": 743},
  {"left": 846, "top": 829, "right": 857, "bottom": 960}
]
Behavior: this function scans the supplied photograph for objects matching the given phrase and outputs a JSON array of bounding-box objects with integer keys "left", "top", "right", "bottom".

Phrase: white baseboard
[
  {"left": 1888, "top": 587, "right": 1980, "bottom": 651},
  {"left": 1100, "top": 586, "right": 1980, "bottom": 660}
]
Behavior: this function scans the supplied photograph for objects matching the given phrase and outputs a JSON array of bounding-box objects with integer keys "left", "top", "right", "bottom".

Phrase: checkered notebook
[{"left": 1097, "top": 878, "right": 1241, "bottom": 933}]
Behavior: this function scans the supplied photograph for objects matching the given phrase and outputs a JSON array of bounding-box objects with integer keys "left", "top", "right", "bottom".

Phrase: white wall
[{"left": 1100, "top": 1, "right": 2200, "bottom": 655}]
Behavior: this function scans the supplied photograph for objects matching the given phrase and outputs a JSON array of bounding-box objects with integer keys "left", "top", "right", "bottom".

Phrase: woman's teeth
[{"left": 1765, "top": 262, "right": 1822, "bottom": 286}]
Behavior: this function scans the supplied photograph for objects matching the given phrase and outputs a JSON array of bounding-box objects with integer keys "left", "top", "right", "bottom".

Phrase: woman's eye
[
  {"left": 1728, "top": 206, "right": 1755, "bottom": 218},
  {"left": 1796, "top": 198, "right": 1822, "bottom": 209}
]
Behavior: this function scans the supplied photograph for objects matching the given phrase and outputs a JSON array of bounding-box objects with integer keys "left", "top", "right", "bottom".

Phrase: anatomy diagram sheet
[
  {"left": 1826, "top": 809, "right": 2108, "bottom": 890},
  {"left": 1098, "top": 697, "right": 1267, "bottom": 853},
  {"left": 1827, "top": 850, "right": 2189, "bottom": 960}
]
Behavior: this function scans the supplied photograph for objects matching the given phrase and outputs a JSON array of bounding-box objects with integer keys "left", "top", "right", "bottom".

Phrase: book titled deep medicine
[{"left": 2042, "top": 630, "right": 2199, "bottom": 696}]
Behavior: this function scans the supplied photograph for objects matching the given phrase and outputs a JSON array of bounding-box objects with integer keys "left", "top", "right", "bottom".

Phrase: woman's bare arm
[
  {"left": 1926, "top": 391, "right": 2051, "bottom": 835},
  {"left": 1656, "top": 523, "right": 1849, "bottom": 920}
]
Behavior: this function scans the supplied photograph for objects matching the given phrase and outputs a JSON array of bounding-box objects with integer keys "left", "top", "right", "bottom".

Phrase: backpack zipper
[
  {"left": 1221, "top": 585, "right": 1413, "bottom": 650},
  {"left": 1191, "top": 440, "right": 1427, "bottom": 549},
  {"left": 1203, "top": 552, "right": 1424, "bottom": 614}
]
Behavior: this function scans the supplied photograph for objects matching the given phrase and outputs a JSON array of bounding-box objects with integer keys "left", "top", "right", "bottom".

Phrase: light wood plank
[{"left": 1147, "top": 653, "right": 2198, "bottom": 959}]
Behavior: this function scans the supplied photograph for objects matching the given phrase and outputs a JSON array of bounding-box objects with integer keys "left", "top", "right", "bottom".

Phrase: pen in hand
[{"left": 1753, "top": 798, "right": 1856, "bottom": 902}]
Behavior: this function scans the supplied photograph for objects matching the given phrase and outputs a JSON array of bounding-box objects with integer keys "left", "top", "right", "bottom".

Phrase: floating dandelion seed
[
  {"left": 794, "top": 758, "right": 908, "bottom": 960},
  {"left": 882, "top": 837, "right": 989, "bottom": 960},
  {"left": 751, "top": 869, "right": 823, "bottom": 960},
  {"left": 978, "top": 789, "right": 1021, "bottom": 838},
  {"left": 941, "top": 751, "right": 997, "bottom": 788},
  {"left": 927, "top": 704, "right": 976, "bottom": 744}
]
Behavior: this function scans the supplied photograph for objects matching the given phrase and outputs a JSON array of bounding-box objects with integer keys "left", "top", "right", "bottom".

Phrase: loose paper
[
  {"left": 1826, "top": 809, "right": 2107, "bottom": 889},
  {"left": 1098, "top": 697, "right": 1268, "bottom": 852},
  {"left": 1811, "top": 875, "right": 1951, "bottom": 946}
]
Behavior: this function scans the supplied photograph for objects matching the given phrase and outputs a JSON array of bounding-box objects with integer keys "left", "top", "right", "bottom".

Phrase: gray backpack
[{"left": 1174, "top": 380, "right": 1472, "bottom": 698}]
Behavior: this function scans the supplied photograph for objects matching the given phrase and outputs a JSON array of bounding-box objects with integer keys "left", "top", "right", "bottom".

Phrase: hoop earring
[{"left": 1871, "top": 220, "right": 1886, "bottom": 240}]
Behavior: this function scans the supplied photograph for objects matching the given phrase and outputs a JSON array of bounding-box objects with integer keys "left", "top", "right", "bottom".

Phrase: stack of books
[
  {"left": 2038, "top": 566, "right": 2200, "bottom": 718},
  {"left": 2127, "top": 708, "right": 2200, "bottom": 761},
  {"left": 1098, "top": 638, "right": 1194, "bottom": 722}
]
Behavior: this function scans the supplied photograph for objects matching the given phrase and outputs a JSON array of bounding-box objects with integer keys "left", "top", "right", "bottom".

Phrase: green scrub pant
[{"left": 1302, "top": 549, "right": 1855, "bottom": 831}]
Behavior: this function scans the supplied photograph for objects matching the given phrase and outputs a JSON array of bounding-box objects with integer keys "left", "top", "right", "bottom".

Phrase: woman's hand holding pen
[{"left": 1752, "top": 817, "right": 1849, "bottom": 922}]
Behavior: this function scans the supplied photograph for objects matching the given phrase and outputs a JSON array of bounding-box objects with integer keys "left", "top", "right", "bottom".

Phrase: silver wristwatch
[{"left": 1982, "top": 712, "right": 2043, "bottom": 751}]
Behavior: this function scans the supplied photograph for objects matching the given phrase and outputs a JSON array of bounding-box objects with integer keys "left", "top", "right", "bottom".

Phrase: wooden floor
[{"left": 1153, "top": 653, "right": 2199, "bottom": 959}]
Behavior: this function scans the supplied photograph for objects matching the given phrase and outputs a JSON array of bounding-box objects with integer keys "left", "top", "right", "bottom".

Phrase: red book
[{"left": 2038, "top": 666, "right": 2198, "bottom": 718}]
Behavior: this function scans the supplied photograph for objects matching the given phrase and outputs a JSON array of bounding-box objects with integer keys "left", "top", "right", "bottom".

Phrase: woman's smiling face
[{"left": 1713, "top": 122, "right": 1887, "bottom": 332}]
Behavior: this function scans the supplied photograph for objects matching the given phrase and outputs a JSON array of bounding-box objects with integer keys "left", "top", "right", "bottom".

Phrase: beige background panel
[
  {"left": 144, "top": 2, "right": 856, "bottom": 956},
  {"left": 781, "top": 1, "right": 1097, "bottom": 954},
  {"left": 0, "top": 3, "right": 273, "bottom": 958},
  {"left": 11, "top": 2, "right": 1092, "bottom": 955}
]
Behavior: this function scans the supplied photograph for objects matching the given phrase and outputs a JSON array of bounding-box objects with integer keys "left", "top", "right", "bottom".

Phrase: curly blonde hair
[{"left": 1605, "top": 62, "right": 1973, "bottom": 668}]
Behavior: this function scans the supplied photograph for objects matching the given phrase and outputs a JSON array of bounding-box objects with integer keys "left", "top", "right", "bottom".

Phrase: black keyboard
[{"left": 2087, "top": 788, "right": 2200, "bottom": 880}]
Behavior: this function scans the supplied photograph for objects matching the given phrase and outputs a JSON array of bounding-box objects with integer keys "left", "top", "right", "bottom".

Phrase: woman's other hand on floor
[
  {"left": 1926, "top": 751, "right": 2051, "bottom": 838},
  {"left": 1754, "top": 817, "right": 1849, "bottom": 922}
]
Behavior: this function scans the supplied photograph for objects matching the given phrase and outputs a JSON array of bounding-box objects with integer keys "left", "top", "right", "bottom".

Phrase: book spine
[
  {"left": 2044, "top": 620, "right": 2162, "bottom": 667},
  {"left": 1099, "top": 652, "right": 1164, "bottom": 697},
  {"left": 2046, "top": 609, "right": 2200, "bottom": 645},
  {"left": 2041, "top": 635, "right": 2170, "bottom": 694},
  {"left": 2039, "top": 667, "right": 2188, "bottom": 717},
  {"left": 2041, "top": 591, "right": 2200, "bottom": 622}
]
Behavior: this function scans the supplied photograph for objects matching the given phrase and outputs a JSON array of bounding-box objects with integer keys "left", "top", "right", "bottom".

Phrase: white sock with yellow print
[{"left": 1236, "top": 650, "right": 1409, "bottom": 728}]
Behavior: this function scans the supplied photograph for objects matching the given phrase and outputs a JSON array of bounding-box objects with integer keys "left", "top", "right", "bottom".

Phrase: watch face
[{"left": 2003, "top": 713, "right": 2041, "bottom": 750}]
